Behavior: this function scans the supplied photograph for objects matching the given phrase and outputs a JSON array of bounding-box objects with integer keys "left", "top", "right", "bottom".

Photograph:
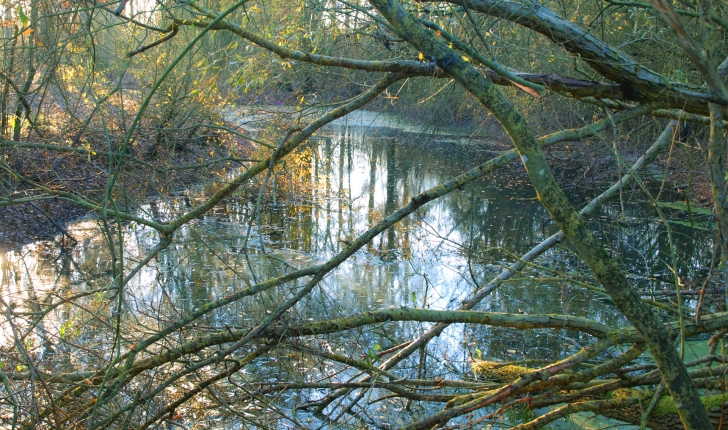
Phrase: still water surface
[{"left": 0, "top": 112, "right": 714, "bottom": 426}]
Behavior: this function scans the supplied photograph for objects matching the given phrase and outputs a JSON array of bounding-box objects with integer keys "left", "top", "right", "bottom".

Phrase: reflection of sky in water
[{"left": 0, "top": 116, "right": 715, "bottom": 379}]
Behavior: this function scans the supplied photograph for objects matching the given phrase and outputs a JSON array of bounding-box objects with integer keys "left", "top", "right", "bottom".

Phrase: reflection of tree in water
[
  {"left": 446, "top": 181, "right": 552, "bottom": 254},
  {"left": 0, "top": 121, "right": 718, "bottom": 429},
  {"left": 384, "top": 138, "right": 397, "bottom": 253},
  {"left": 592, "top": 201, "right": 712, "bottom": 292},
  {"left": 264, "top": 130, "right": 715, "bottom": 317},
  {"left": 367, "top": 137, "right": 377, "bottom": 253}
]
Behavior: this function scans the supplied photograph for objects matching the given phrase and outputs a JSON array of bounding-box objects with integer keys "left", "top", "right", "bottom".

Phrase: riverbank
[
  {"left": 1, "top": 104, "right": 711, "bottom": 251},
  {"left": 0, "top": 128, "right": 251, "bottom": 251}
]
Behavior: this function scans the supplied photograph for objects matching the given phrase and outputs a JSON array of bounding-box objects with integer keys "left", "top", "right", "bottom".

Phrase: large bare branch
[
  {"left": 369, "top": 0, "right": 713, "bottom": 427},
  {"left": 418, "top": 0, "right": 724, "bottom": 114}
]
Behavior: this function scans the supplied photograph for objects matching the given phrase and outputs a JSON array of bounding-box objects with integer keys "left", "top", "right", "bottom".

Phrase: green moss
[
  {"left": 653, "top": 393, "right": 726, "bottom": 417},
  {"left": 471, "top": 360, "right": 528, "bottom": 383},
  {"left": 609, "top": 388, "right": 652, "bottom": 404}
]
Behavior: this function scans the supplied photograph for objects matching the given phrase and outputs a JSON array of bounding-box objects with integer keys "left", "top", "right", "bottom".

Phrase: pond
[{"left": 0, "top": 111, "right": 715, "bottom": 428}]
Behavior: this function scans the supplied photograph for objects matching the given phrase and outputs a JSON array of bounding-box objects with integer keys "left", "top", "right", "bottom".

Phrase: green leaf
[
  {"left": 60, "top": 316, "right": 77, "bottom": 339},
  {"left": 17, "top": 5, "right": 29, "bottom": 28},
  {"left": 367, "top": 348, "right": 376, "bottom": 361}
]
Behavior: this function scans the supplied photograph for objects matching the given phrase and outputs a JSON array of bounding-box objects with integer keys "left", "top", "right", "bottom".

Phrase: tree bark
[
  {"left": 418, "top": 0, "right": 722, "bottom": 114},
  {"left": 368, "top": 0, "right": 713, "bottom": 428}
]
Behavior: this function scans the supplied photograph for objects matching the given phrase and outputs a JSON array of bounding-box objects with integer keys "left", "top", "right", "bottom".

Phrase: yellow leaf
[
  {"left": 418, "top": 52, "right": 424, "bottom": 61},
  {"left": 462, "top": 56, "right": 470, "bottom": 62},
  {"left": 299, "top": 96, "right": 305, "bottom": 104}
]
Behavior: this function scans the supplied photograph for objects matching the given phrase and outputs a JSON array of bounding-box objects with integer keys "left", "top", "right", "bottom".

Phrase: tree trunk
[{"left": 367, "top": 0, "right": 712, "bottom": 428}]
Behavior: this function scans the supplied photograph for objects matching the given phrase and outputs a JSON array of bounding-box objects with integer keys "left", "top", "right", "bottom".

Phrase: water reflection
[{"left": 0, "top": 116, "right": 716, "bottom": 426}]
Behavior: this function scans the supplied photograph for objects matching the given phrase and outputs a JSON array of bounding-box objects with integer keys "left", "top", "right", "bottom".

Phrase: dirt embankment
[{"left": 1, "top": 127, "right": 251, "bottom": 252}]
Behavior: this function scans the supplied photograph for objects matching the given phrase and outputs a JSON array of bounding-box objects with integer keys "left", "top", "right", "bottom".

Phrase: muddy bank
[{"left": 0, "top": 129, "right": 251, "bottom": 251}]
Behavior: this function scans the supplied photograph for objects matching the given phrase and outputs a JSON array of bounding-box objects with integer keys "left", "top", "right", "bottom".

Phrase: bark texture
[{"left": 369, "top": 0, "right": 713, "bottom": 428}]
